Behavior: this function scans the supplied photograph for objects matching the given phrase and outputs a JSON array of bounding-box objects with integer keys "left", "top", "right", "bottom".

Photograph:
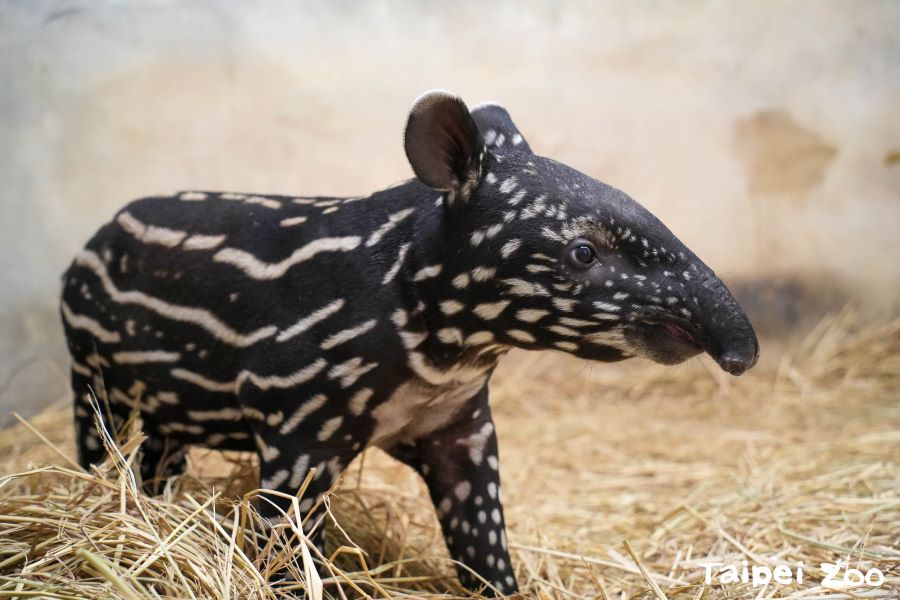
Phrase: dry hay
[{"left": 1, "top": 308, "right": 898, "bottom": 599}]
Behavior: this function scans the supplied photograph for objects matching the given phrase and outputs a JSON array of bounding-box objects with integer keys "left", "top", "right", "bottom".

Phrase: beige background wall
[{"left": 1, "top": 1, "right": 898, "bottom": 418}]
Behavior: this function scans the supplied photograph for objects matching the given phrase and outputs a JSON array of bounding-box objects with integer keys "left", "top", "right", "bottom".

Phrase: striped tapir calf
[{"left": 61, "top": 90, "right": 759, "bottom": 595}]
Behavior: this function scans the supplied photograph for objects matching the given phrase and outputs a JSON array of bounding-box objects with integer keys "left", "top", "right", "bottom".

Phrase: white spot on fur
[
  {"left": 440, "top": 300, "right": 465, "bottom": 316},
  {"left": 112, "top": 350, "right": 180, "bottom": 364},
  {"left": 280, "top": 394, "right": 328, "bottom": 434},
  {"left": 558, "top": 317, "right": 596, "bottom": 328},
  {"left": 507, "top": 189, "right": 527, "bottom": 206},
  {"left": 506, "top": 329, "right": 536, "bottom": 343},
  {"left": 71, "top": 361, "right": 91, "bottom": 377},
  {"left": 116, "top": 211, "right": 186, "bottom": 247},
  {"left": 289, "top": 454, "right": 310, "bottom": 489},
  {"left": 500, "top": 239, "right": 521, "bottom": 258},
  {"left": 183, "top": 234, "right": 226, "bottom": 250},
  {"left": 503, "top": 279, "right": 549, "bottom": 297},
  {"left": 348, "top": 387, "right": 374, "bottom": 416},
  {"left": 541, "top": 226, "right": 564, "bottom": 242},
  {"left": 61, "top": 301, "right": 121, "bottom": 343},
  {"left": 516, "top": 309, "right": 548, "bottom": 322},
  {"left": 179, "top": 191, "right": 207, "bottom": 201},
  {"left": 552, "top": 298, "right": 577, "bottom": 312},
  {"left": 413, "top": 265, "right": 443, "bottom": 281},
  {"left": 438, "top": 497, "right": 453, "bottom": 517},
  {"left": 437, "top": 328, "right": 464, "bottom": 344},
  {"left": 457, "top": 422, "right": 495, "bottom": 464},
  {"left": 321, "top": 320, "right": 378, "bottom": 350},
  {"left": 187, "top": 407, "right": 243, "bottom": 421},
  {"left": 452, "top": 273, "right": 470, "bottom": 289},
  {"left": 245, "top": 196, "right": 281, "bottom": 209},
  {"left": 317, "top": 416, "right": 343, "bottom": 441},
  {"left": 473, "top": 300, "right": 510, "bottom": 320},
  {"left": 214, "top": 236, "right": 361, "bottom": 280},
  {"left": 172, "top": 359, "right": 326, "bottom": 395},
  {"left": 328, "top": 357, "right": 378, "bottom": 388},
  {"left": 391, "top": 309, "right": 408, "bottom": 328},
  {"left": 399, "top": 330, "right": 428, "bottom": 349},
  {"left": 279, "top": 216, "right": 308, "bottom": 228},
  {"left": 499, "top": 177, "right": 518, "bottom": 194},
  {"left": 262, "top": 469, "right": 289, "bottom": 489},
  {"left": 465, "top": 331, "right": 495, "bottom": 346},
  {"left": 382, "top": 243, "right": 411, "bottom": 285},
  {"left": 548, "top": 325, "right": 579, "bottom": 337},
  {"left": 277, "top": 299, "right": 345, "bottom": 342},
  {"left": 366, "top": 208, "right": 416, "bottom": 247},
  {"left": 592, "top": 312, "right": 621, "bottom": 321},
  {"left": 526, "top": 263, "right": 553, "bottom": 274},
  {"left": 593, "top": 301, "right": 622, "bottom": 312},
  {"left": 471, "top": 266, "right": 497, "bottom": 282},
  {"left": 455, "top": 481, "right": 472, "bottom": 501}
]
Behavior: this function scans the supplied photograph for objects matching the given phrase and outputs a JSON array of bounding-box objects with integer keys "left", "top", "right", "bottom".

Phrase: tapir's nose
[
  {"left": 694, "top": 275, "right": 760, "bottom": 377},
  {"left": 718, "top": 349, "right": 756, "bottom": 376},
  {"left": 714, "top": 329, "right": 760, "bottom": 375}
]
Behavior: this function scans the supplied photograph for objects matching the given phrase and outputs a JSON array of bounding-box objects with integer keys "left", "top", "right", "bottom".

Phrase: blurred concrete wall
[{"left": 1, "top": 1, "right": 899, "bottom": 417}]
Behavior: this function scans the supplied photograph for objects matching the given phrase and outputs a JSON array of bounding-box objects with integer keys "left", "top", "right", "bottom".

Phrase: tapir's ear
[
  {"left": 471, "top": 102, "right": 532, "bottom": 153},
  {"left": 404, "top": 90, "right": 483, "bottom": 199}
]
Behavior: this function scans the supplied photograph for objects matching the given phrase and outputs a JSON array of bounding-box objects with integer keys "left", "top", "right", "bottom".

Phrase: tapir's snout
[
  {"left": 622, "top": 265, "right": 760, "bottom": 376},
  {"left": 694, "top": 274, "right": 760, "bottom": 377}
]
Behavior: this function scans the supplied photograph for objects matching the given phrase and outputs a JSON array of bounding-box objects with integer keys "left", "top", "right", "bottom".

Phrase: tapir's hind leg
[
  {"left": 71, "top": 366, "right": 107, "bottom": 469},
  {"left": 390, "top": 388, "right": 517, "bottom": 596},
  {"left": 71, "top": 363, "right": 187, "bottom": 494},
  {"left": 138, "top": 435, "right": 189, "bottom": 495}
]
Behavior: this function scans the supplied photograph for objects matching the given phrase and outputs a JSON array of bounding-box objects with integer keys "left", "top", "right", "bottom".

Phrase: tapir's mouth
[
  {"left": 619, "top": 279, "right": 760, "bottom": 376},
  {"left": 640, "top": 311, "right": 705, "bottom": 351},
  {"left": 660, "top": 322, "right": 698, "bottom": 345},
  {"left": 631, "top": 305, "right": 758, "bottom": 375},
  {"left": 624, "top": 308, "right": 708, "bottom": 366}
]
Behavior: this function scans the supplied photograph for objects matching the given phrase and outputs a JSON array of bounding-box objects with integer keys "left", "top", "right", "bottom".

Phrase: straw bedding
[{"left": 1, "top": 309, "right": 897, "bottom": 599}]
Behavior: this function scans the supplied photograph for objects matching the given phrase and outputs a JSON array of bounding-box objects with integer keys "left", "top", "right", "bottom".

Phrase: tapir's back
[{"left": 60, "top": 188, "right": 424, "bottom": 452}]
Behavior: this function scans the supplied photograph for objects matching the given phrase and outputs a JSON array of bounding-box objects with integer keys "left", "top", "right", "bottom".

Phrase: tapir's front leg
[{"left": 392, "top": 388, "right": 517, "bottom": 596}]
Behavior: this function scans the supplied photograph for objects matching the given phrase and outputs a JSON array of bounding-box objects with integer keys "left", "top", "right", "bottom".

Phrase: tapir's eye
[{"left": 568, "top": 243, "right": 597, "bottom": 267}]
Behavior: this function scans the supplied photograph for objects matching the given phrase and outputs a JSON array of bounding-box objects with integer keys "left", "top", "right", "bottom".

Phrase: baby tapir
[{"left": 62, "top": 90, "right": 759, "bottom": 595}]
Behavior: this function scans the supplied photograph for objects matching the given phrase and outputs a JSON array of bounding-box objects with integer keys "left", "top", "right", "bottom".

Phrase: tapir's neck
[{"left": 388, "top": 183, "right": 509, "bottom": 375}]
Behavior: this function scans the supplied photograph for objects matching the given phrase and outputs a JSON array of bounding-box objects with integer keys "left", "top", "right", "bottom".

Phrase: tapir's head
[{"left": 404, "top": 91, "right": 759, "bottom": 375}]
